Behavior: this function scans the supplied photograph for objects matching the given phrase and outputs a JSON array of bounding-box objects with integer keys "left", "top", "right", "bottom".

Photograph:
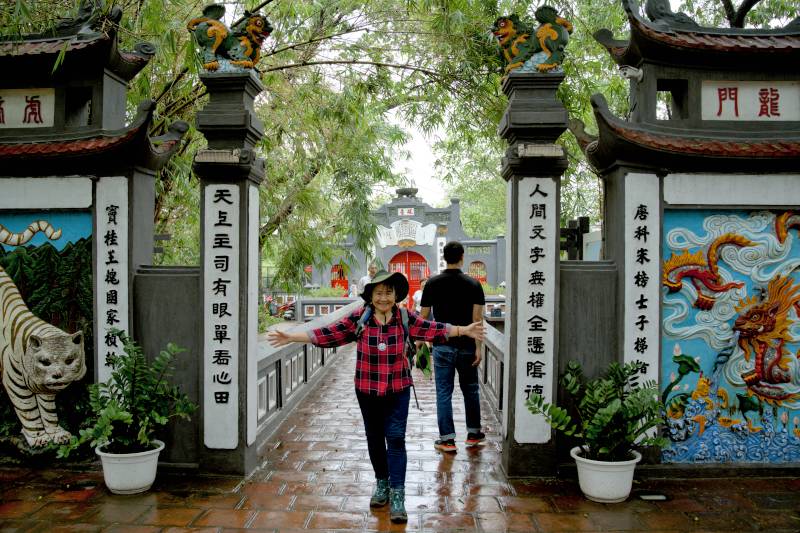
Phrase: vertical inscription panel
[
  {"left": 203, "top": 184, "right": 240, "bottom": 449},
  {"left": 624, "top": 173, "right": 660, "bottom": 384},
  {"left": 95, "top": 177, "right": 129, "bottom": 384},
  {"left": 514, "top": 178, "right": 557, "bottom": 444}
]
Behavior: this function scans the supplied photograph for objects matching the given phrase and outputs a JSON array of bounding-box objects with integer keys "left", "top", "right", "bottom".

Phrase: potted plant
[
  {"left": 526, "top": 359, "right": 667, "bottom": 503},
  {"left": 58, "top": 331, "right": 197, "bottom": 494}
]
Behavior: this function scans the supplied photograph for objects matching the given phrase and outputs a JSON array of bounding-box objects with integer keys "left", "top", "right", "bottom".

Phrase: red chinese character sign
[
  {"left": 203, "top": 184, "right": 240, "bottom": 449},
  {"left": 624, "top": 174, "right": 660, "bottom": 386},
  {"left": 702, "top": 81, "right": 799, "bottom": 121},
  {"left": 514, "top": 177, "right": 557, "bottom": 443},
  {"left": 0, "top": 89, "right": 55, "bottom": 128}
]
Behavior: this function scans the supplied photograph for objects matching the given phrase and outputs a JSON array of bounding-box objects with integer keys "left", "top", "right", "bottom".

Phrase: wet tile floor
[{"left": 2, "top": 344, "right": 800, "bottom": 532}]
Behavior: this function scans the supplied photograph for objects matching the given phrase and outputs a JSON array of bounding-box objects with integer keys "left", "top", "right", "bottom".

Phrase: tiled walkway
[{"left": 3, "top": 344, "right": 800, "bottom": 532}]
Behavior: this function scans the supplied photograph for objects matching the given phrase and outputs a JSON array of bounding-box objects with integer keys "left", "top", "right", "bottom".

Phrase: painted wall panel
[{"left": 661, "top": 209, "right": 800, "bottom": 463}]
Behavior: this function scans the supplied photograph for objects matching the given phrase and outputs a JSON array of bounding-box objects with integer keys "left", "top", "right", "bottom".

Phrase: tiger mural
[
  {"left": 0, "top": 221, "right": 86, "bottom": 447},
  {"left": 0, "top": 220, "right": 62, "bottom": 246}
]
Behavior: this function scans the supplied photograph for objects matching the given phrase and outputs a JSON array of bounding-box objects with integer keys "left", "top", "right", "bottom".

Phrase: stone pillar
[
  {"left": 193, "top": 71, "right": 265, "bottom": 474},
  {"left": 499, "top": 73, "right": 568, "bottom": 476}
]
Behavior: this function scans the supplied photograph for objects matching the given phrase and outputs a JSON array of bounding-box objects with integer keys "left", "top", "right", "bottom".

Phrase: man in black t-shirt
[{"left": 420, "top": 241, "right": 486, "bottom": 452}]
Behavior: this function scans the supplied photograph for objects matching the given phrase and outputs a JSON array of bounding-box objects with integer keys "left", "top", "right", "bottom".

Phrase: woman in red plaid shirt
[{"left": 268, "top": 270, "right": 484, "bottom": 523}]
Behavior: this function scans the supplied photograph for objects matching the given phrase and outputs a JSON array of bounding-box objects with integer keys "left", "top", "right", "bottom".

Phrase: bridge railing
[
  {"left": 479, "top": 320, "right": 505, "bottom": 422},
  {"left": 253, "top": 300, "right": 363, "bottom": 454}
]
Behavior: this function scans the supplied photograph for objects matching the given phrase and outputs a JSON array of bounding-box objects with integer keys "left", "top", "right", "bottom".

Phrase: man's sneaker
[
  {"left": 370, "top": 478, "right": 389, "bottom": 507},
  {"left": 465, "top": 431, "right": 486, "bottom": 446},
  {"left": 434, "top": 438, "right": 457, "bottom": 452}
]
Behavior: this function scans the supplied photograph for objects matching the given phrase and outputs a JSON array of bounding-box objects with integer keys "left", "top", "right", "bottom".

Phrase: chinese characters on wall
[
  {"left": 514, "top": 178, "right": 557, "bottom": 444},
  {"left": 624, "top": 173, "right": 659, "bottom": 384},
  {"left": 96, "top": 177, "right": 129, "bottom": 384},
  {"left": 702, "top": 81, "right": 800, "bottom": 121},
  {"left": 204, "top": 184, "right": 240, "bottom": 449},
  {"left": 0, "top": 89, "right": 55, "bottom": 128}
]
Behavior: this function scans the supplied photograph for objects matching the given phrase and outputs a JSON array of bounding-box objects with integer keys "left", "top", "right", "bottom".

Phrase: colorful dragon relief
[
  {"left": 492, "top": 6, "right": 573, "bottom": 75},
  {"left": 662, "top": 210, "right": 800, "bottom": 462}
]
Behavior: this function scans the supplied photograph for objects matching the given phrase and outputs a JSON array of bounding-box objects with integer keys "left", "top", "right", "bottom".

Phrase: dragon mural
[
  {"left": 662, "top": 210, "right": 800, "bottom": 463},
  {"left": 492, "top": 6, "right": 573, "bottom": 74},
  {"left": 662, "top": 233, "right": 753, "bottom": 310}
]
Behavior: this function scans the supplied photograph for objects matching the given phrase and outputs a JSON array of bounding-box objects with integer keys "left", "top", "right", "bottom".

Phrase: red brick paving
[{"left": 2, "top": 345, "right": 800, "bottom": 532}]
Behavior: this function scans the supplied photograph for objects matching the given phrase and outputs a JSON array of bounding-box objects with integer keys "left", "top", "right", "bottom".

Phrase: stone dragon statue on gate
[{"left": 187, "top": 4, "right": 273, "bottom": 72}]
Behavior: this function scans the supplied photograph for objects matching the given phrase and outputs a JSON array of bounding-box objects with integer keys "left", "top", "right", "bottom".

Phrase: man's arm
[
  {"left": 471, "top": 303, "right": 483, "bottom": 367},
  {"left": 417, "top": 306, "right": 432, "bottom": 349}
]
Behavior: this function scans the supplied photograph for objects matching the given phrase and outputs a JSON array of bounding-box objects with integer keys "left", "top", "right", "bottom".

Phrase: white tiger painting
[{"left": 0, "top": 220, "right": 87, "bottom": 447}]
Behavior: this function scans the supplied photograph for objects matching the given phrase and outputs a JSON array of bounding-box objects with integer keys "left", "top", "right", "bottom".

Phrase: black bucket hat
[{"left": 362, "top": 270, "right": 409, "bottom": 303}]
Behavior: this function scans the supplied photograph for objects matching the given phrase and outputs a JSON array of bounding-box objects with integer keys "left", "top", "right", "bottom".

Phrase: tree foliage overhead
[{"left": 2, "top": 0, "right": 797, "bottom": 286}]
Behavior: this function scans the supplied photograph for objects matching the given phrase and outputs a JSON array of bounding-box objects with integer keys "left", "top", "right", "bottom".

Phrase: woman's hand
[
  {"left": 462, "top": 321, "right": 485, "bottom": 341},
  {"left": 267, "top": 329, "right": 307, "bottom": 347}
]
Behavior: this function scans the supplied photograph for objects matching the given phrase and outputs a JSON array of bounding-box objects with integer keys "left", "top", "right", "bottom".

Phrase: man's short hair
[{"left": 443, "top": 241, "right": 464, "bottom": 264}]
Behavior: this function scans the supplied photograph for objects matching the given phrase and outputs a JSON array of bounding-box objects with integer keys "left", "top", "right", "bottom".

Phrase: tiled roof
[
  {"left": 631, "top": 15, "right": 800, "bottom": 53},
  {"left": 0, "top": 129, "right": 141, "bottom": 157},
  {"left": 0, "top": 34, "right": 106, "bottom": 57},
  {"left": 585, "top": 94, "right": 800, "bottom": 171},
  {"left": 605, "top": 120, "right": 800, "bottom": 158}
]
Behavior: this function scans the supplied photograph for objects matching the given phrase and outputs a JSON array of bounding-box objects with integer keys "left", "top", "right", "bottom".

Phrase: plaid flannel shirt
[{"left": 310, "top": 306, "right": 450, "bottom": 395}]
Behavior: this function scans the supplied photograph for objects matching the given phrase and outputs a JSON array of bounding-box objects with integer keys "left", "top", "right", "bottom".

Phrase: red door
[
  {"left": 330, "top": 264, "right": 348, "bottom": 294},
  {"left": 389, "top": 251, "right": 429, "bottom": 310}
]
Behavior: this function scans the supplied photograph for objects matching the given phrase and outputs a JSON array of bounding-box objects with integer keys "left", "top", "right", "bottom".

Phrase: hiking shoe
[
  {"left": 370, "top": 478, "right": 389, "bottom": 507},
  {"left": 389, "top": 487, "right": 407, "bottom": 523},
  {"left": 434, "top": 438, "right": 457, "bottom": 452},
  {"left": 465, "top": 431, "right": 486, "bottom": 446}
]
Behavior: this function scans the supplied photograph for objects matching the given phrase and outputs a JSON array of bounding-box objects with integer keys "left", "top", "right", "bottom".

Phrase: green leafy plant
[
  {"left": 58, "top": 331, "right": 196, "bottom": 457},
  {"left": 526, "top": 360, "right": 667, "bottom": 462}
]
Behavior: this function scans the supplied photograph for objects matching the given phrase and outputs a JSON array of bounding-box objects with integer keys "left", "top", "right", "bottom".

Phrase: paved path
[{"left": 2, "top": 344, "right": 800, "bottom": 532}]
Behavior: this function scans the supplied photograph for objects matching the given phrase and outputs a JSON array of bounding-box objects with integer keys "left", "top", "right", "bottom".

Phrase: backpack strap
[
  {"left": 355, "top": 306, "right": 372, "bottom": 338},
  {"left": 399, "top": 307, "right": 415, "bottom": 364},
  {"left": 400, "top": 307, "right": 409, "bottom": 342}
]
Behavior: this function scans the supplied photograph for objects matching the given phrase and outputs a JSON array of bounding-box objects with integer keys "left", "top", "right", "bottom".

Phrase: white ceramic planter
[
  {"left": 570, "top": 446, "right": 641, "bottom": 503},
  {"left": 96, "top": 439, "right": 165, "bottom": 495}
]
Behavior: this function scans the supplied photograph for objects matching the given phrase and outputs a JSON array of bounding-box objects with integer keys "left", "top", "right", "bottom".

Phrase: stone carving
[
  {"left": 0, "top": 265, "right": 86, "bottom": 447},
  {"left": 644, "top": 0, "right": 699, "bottom": 29},
  {"left": 492, "top": 6, "right": 573, "bottom": 74},
  {"left": 187, "top": 4, "right": 273, "bottom": 72}
]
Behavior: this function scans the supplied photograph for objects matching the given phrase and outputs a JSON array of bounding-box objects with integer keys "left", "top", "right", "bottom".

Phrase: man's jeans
[
  {"left": 433, "top": 345, "right": 481, "bottom": 439},
  {"left": 356, "top": 387, "right": 410, "bottom": 488}
]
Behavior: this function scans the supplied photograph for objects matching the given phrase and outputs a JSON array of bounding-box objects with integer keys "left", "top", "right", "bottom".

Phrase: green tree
[{"left": 2, "top": 0, "right": 796, "bottom": 284}]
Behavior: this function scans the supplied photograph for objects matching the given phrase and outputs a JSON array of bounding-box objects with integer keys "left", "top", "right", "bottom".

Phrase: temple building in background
[{"left": 308, "top": 187, "right": 506, "bottom": 298}]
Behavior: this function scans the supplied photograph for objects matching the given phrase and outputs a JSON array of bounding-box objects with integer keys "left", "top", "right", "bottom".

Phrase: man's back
[{"left": 421, "top": 269, "right": 485, "bottom": 349}]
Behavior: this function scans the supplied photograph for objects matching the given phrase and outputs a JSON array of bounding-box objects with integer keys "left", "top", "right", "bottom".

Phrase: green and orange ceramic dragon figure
[
  {"left": 492, "top": 6, "right": 573, "bottom": 74},
  {"left": 187, "top": 4, "right": 272, "bottom": 71}
]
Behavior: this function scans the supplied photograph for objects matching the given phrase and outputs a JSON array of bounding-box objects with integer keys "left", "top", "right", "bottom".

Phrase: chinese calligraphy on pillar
[
  {"left": 204, "top": 184, "right": 240, "bottom": 449},
  {"left": 96, "top": 177, "right": 129, "bottom": 384},
  {"left": 0, "top": 89, "right": 55, "bottom": 128},
  {"left": 702, "top": 81, "right": 800, "bottom": 121},
  {"left": 514, "top": 178, "right": 557, "bottom": 444},
  {"left": 624, "top": 173, "right": 659, "bottom": 384}
]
